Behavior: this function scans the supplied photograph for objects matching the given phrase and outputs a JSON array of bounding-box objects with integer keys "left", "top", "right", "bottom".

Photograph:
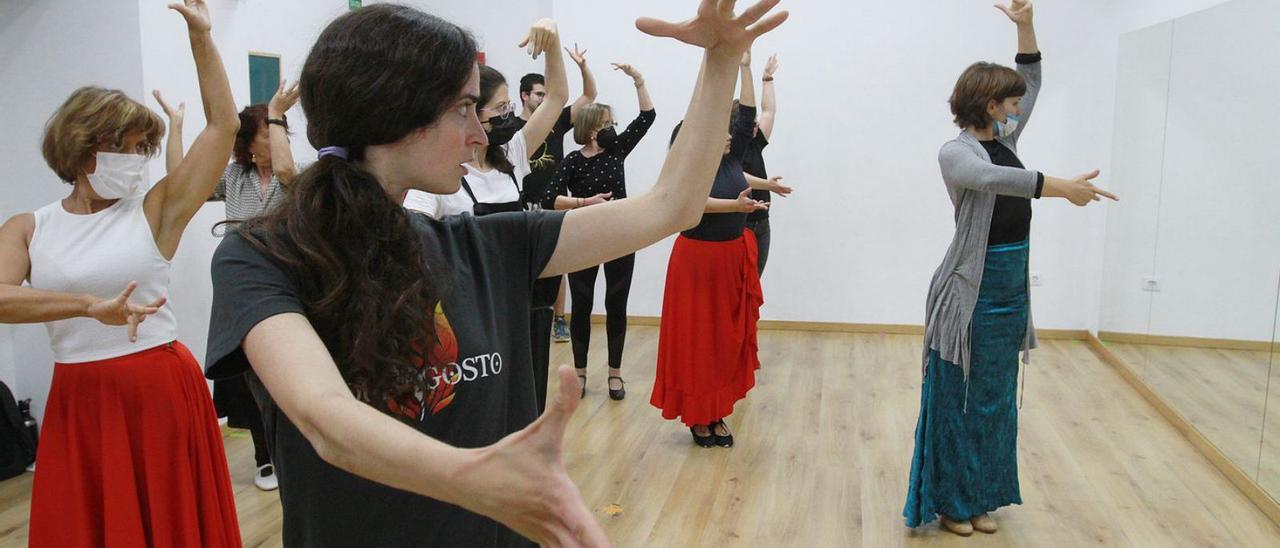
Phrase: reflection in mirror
[
  {"left": 1259, "top": 274, "right": 1280, "bottom": 495},
  {"left": 1099, "top": 0, "right": 1280, "bottom": 492}
]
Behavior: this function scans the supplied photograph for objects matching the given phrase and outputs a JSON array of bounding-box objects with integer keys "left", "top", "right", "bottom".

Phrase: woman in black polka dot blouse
[{"left": 543, "top": 62, "right": 655, "bottom": 401}]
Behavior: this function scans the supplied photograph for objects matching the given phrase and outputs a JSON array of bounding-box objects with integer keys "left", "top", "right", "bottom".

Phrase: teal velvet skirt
[{"left": 904, "top": 240, "right": 1029, "bottom": 527}]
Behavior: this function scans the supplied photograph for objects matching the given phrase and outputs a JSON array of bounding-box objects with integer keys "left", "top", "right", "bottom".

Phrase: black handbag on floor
[{"left": 0, "top": 381, "right": 36, "bottom": 481}]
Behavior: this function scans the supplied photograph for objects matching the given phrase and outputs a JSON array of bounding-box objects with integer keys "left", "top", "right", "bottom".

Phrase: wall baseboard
[
  {"left": 1084, "top": 334, "right": 1280, "bottom": 528},
  {"left": 582, "top": 314, "right": 1088, "bottom": 340},
  {"left": 1099, "top": 331, "right": 1279, "bottom": 353}
]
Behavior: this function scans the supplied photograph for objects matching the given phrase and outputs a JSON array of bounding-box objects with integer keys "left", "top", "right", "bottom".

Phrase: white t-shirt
[{"left": 404, "top": 131, "right": 531, "bottom": 219}]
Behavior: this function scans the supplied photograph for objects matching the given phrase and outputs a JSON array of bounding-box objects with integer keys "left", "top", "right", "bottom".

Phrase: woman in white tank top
[{"left": 0, "top": 2, "right": 243, "bottom": 546}]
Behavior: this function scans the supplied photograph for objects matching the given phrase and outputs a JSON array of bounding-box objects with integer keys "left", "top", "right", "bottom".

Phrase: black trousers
[
  {"left": 744, "top": 217, "right": 771, "bottom": 277},
  {"left": 213, "top": 374, "right": 272, "bottom": 467},
  {"left": 568, "top": 253, "right": 635, "bottom": 370},
  {"left": 248, "top": 419, "right": 271, "bottom": 467},
  {"left": 529, "top": 306, "right": 554, "bottom": 413}
]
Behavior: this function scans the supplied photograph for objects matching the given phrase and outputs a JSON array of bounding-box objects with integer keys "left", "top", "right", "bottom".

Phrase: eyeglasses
[{"left": 480, "top": 100, "right": 514, "bottom": 117}]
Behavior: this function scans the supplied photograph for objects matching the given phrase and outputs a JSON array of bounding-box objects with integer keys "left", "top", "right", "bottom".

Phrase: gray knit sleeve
[
  {"left": 1008, "top": 58, "right": 1043, "bottom": 145},
  {"left": 938, "top": 141, "right": 1039, "bottom": 198}
]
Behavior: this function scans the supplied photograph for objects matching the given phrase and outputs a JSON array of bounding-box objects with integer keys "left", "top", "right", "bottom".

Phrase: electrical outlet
[
  {"left": 1030, "top": 272, "right": 1043, "bottom": 287},
  {"left": 1142, "top": 276, "right": 1161, "bottom": 292}
]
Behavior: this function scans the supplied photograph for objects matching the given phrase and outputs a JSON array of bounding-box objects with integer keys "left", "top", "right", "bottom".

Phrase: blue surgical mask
[{"left": 994, "top": 113, "right": 1021, "bottom": 138}]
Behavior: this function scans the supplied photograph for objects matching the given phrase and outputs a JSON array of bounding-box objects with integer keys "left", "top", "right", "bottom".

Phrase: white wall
[
  {"left": 1101, "top": 0, "right": 1280, "bottom": 341},
  {"left": 1, "top": 0, "right": 1252, "bottom": 419}
]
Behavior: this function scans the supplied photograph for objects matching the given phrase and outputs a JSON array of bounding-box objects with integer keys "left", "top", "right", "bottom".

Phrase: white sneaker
[{"left": 254, "top": 464, "right": 279, "bottom": 491}]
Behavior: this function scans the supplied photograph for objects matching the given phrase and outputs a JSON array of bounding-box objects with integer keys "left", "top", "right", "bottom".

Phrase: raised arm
[
  {"left": 541, "top": 0, "right": 789, "bottom": 278},
  {"left": 267, "top": 80, "right": 301, "bottom": 185},
  {"left": 612, "top": 63, "right": 653, "bottom": 111},
  {"left": 609, "top": 63, "right": 657, "bottom": 156},
  {"left": 143, "top": 0, "right": 239, "bottom": 260},
  {"left": 152, "top": 90, "right": 185, "bottom": 173},
  {"left": 738, "top": 50, "right": 756, "bottom": 108},
  {"left": 758, "top": 53, "right": 777, "bottom": 139},
  {"left": 565, "top": 43, "right": 597, "bottom": 121},
  {"left": 996, "top": 0, "right": 1041, "bottom": 143},
  {"left": 517, "top": 20, "right": 570, "bottom": 153}
]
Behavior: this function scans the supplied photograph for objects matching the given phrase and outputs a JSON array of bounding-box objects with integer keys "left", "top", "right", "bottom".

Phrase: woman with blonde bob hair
[
  {"left": 545, "top": 61, "right": 655, "bottom": 401},
  {"left": 0, "top": 1, "right": 242, "bottom": 545}
]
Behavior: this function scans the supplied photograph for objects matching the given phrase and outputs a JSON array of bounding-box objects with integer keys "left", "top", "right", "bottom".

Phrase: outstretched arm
[{"left": 541, "top": 0, "right": 790, "bottom": 277}]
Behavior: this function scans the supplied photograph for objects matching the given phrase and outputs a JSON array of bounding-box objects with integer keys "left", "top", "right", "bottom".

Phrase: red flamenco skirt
[
  {"left": 29, "top": 341, "right": 242, "bottom": 548},
  {"left": 651, "top": 230, "right": 764, "bottom": 427}
]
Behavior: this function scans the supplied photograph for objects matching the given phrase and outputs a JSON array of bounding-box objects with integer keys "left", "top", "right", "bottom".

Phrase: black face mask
[
  {"left": 485, "top": 114, "right": 519, "bottom": 147},
  {"left": 596, "top": 126, "right": 619, "bottom": 149}
]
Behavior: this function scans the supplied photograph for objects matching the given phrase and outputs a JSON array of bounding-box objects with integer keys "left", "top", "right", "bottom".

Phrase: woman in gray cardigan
[{"left": 903, "top": 0, "right": 1117, "bottom": 537}]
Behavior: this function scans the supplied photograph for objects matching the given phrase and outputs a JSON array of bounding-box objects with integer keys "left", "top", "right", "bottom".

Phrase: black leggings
[
  {"left": 745, "top": 217, "right": 771, "bottom": 277},
  {"left": 248, "top": 418, "right": 271, "bottom": 468},
  {"left": 529, "top": 306, "right": 554, "bottom": 413},
  {"left": 568, "top": 253, "right": 635, "bottom": 370}
]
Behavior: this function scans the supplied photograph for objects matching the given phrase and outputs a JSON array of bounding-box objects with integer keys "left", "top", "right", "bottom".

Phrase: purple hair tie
[{"left": 318, "top": 146, "right": 349, "bottom": 161}]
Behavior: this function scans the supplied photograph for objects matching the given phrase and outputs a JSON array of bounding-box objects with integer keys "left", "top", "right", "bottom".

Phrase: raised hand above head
[
  {"left": 152, "top": 90, "right": 185, "bottom": 122},
  {"left": 168, "top": 0, "right": 211, "bottom": 32},
  {"left": 636, "top": 0, "right": 789, "bottom": 57},
  {"left": 995, "top": 0, "right": 1033, "bottom": 26},
  {"left": 763, "top": 53, "right": 779, "bottom": 78},
  {"left": 269, "top": 80, "right": 301, "bottom": 117},
  {"left": 519, "top": 18, "right": 560, "bottom": 59},
  {"left": 565, "top": 42, "right": 588, "bottom": 67}
]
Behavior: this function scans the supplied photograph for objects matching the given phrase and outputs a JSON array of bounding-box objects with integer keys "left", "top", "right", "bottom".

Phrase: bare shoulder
[
  {"left": 0, "top": 213, "right": 36, "bottom": 284},
  {"left": 0, "top": 213, "right": 36, "bottom": 243}
]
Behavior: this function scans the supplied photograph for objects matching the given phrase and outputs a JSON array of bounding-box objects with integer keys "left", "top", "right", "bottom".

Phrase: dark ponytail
[{"left": 234, "top": 4, "right": 478, "bottom": 418}]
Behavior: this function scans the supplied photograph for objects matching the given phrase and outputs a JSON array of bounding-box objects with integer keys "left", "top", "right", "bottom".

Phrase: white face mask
[
  {"left": 86, "top": 152, "right": 147, "bottom": 199},
  {"left": 994, "top": 113, "right": 1021, "bottom": 138}
]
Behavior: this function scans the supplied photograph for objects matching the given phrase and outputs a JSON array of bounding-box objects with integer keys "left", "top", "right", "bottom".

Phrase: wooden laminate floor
[{"left": 2, "top": 327, "right": 1278, "bottom": 547}]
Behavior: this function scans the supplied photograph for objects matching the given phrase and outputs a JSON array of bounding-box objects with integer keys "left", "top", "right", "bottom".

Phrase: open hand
[
  {"left": 168, "top": 0, "right": 211, "bottom": 32},
  {"left": 152, "top": 90, "right": 185, "bottom": 124},
  {"left": 636, "top": 0, "right": 789, "bottom": 57},
  {"left": 995, "top": 0, "right": 1034, "bottom": 26},
  {"left": 85, "top": 282, "right": 169, "bottom": 343},
  {"left": 457, "top": 365, "right": 611, "bottom": 547}
]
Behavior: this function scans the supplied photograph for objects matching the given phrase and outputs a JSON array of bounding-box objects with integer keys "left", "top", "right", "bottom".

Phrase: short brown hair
[
  {"left": 41, "top": 86, "right": 164, "bottom": 183},
  {"left": 948, "top": 62, "right": 1027, "bottom": 129},
  {"left": 572, "top": 103, "right": 612, "bottom": 145}
]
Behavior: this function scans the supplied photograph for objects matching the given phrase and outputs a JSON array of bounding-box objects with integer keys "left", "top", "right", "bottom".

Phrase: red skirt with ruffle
[
  {"left": 651, "top": 230, "right": 763, "bottom": 426},
  {"left": 29, "top": 341, "right": 241, "bottom": 547}
]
